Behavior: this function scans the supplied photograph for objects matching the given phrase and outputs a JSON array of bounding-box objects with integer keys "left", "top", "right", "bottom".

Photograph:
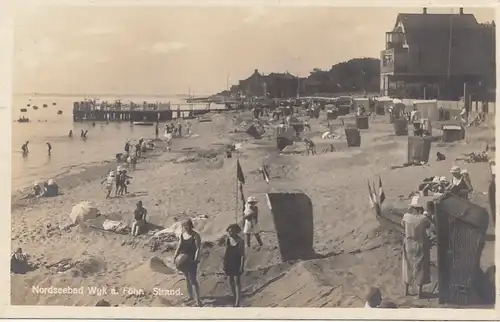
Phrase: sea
[{"left": 11, "top": 94, "right": 223, "bottom": 191}]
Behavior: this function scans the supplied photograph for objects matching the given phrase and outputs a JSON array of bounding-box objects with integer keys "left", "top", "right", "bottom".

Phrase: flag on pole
[
  {"left": 372, "top": 181, "right": 378, "bottom": 206},
  {"left": 260, "top": 165, "right": 270, "bottom": 184},
  {"left": 378, "top": 176, "right": 386, "bottom": 205},
  {"left": 236, "top": 159, "right": 245, "bottom": 185},
  {"left": 367, "top": 180, "right": 375, "bottom": 208}
]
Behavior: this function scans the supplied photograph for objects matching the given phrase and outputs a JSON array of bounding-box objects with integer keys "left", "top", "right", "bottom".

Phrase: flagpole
[{"left": 235, "top": 158, "right": 239, "bottom": 224}]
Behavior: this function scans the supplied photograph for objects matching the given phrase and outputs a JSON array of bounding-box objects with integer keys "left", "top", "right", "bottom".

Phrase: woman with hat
[
  {"left": 401, "top": 196, "right": 431, "bottom": 298},
  {"left": 174, "top": 219, "right": 202, "bottom": 306},
  {"left": 223, "top": 223, "right": 245, "bottom": 307},
  {"left": 243, "top": 196, "right": 264, "bottom": 248},
  {"left": 447, "top": 166, "right": 473, "bottom": 199}
]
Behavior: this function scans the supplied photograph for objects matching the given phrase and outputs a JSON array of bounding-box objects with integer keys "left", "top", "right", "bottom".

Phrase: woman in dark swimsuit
[
  {"left": 174, "top": 219, "right": 202, "bottom": 306},
  {"left": 223, "top": 224, "right": 245, "bottom": 307}
]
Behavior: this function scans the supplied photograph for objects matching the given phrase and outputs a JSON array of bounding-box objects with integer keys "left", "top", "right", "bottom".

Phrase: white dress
[{"left": 243, "top": 205, "right": 260, "bottom": 234}]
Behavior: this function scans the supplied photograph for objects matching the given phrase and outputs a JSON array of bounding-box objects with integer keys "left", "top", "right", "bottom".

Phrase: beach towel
[{"left": 69, "top": 201, "right": 100, "bottom": 224}]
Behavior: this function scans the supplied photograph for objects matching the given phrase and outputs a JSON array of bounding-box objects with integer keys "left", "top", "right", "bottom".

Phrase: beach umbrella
[{"left": 69, "top": 201, "right": 100, "bottom": 224}]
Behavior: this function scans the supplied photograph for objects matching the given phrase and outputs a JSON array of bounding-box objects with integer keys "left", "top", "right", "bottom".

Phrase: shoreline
[{"left": 11, "top": 109, "right": 495, "bottom": 307}]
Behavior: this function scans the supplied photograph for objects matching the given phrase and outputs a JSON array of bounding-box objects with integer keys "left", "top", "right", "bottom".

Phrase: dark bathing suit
[
  {"left": 224, "top": 237, "right": 243, "bottom": 276},
  {"left": 134, "top": 207, "right": 146, "bottom": 221},
  {"left": 179, "top": 233, "right": 197, "bottom": 273}
]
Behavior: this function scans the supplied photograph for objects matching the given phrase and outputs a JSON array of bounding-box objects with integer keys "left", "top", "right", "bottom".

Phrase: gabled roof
[
  {"left": 266, "top": 72, "right": 297, "bottom": 80},
  {"left": 394, "top": 13, "right": 489, "bottom": 76},
  {"left": 395, "top": 13, "right": 478, "bottom": 32}
]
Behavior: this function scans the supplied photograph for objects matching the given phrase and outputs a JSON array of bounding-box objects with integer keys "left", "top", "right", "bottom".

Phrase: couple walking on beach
[{"left": 173, "top": 195, "right": 262, "bottom": 307}]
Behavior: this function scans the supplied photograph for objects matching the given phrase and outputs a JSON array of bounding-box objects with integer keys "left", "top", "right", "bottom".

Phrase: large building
[
  {"left": 380, "top": 8, "right": 495, "bottom": 101},
  {"left": 238, "top": 69, "right": 301, "bottom": 98}
]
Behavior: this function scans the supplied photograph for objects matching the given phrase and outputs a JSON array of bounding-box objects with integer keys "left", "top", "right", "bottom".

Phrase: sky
[{"left": 11, "top": 5, "right": 495, "bottom": 96}]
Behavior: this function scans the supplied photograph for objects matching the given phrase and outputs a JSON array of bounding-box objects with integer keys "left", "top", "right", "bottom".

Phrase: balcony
[
  {"left": 380, "top": 47, "right": 409, "bottom": 74},
  {"left": 385, "top": 32, "right": 406, "bottom": 50}
]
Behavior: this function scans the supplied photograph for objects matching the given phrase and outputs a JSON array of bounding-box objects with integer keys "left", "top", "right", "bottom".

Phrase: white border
[{"left": 1, "top": 0, "right": 499, "bottom": 320}]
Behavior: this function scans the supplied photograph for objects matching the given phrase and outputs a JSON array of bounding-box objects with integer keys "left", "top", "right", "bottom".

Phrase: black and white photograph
[{"left": 6, "top": 1, "right": 497, "bottom": 315}]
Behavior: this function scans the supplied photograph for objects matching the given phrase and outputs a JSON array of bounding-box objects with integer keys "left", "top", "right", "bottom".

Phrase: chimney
[
  {"left": 459, "top": 8, "right": 464, "bottom": 15},
  {"left": 423, "top": 7, "right": 427, "bottom": 14}
]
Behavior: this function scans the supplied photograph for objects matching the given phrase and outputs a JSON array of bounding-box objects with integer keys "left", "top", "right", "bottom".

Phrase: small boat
[
  {"left": 133, "top": 121, "right": 155, "bottom": 126},
  {"left": 17, "top": 117, "right": 30, "bottom": 123},
  {"left": 57, "top": 110, "right": 63, "bottom": 115},
  {"left": 43, "top": 104, "right": 47, "bottom": 108},
  {"left": 20, "top": 108, "right": 27, "bottom": 112},
  {"left": 32, "top": 106, "right": 39, "bottom": 110},
  {"left": 52, "top": 102, "right": 56, "bottom": 106},
  {"left": 27, "top": 104, "right": 31, "bottom": 107}
]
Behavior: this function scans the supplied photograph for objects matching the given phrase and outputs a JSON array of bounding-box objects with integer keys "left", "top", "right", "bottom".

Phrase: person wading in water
[
  {"left": 223, "top": 223, "right": 245, "bottom": 307},
  {"left": 46, "top": 141, "right": 52, "bottom": 156},
  {"left": 174, "top": 219, "right": 202, "bottom": 306},
  {"left": 21, "top": 141, "right": 29, "bottom": 156},
  {"left": 243, "top": 196, "right": 264, "bottom": 248}
]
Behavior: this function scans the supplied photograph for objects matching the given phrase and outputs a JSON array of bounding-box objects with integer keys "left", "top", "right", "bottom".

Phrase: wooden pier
[{"left": 72, "top": 100, "right": 212, "bottom": 122}]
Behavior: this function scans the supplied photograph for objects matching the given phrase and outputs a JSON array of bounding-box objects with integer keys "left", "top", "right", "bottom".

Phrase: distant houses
[
  {"left": 380, "top": 7, "right": 495, "bottom": 101},
  {"left": 231, "top": 58, "right": 380, "bottom": 99},
  {"left": 237, "top": 69, "right": 302, "bottom": 98}
]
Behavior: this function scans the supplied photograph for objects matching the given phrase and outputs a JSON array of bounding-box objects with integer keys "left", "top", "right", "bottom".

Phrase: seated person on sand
[
  {"left": 131, "top": 201, "right": 147, "bottom": 236},
  {"left": 447, "top": 166, "right": 473, "bottom": 199},
  {"left": 11, "top": 248, "right": 29, "bottom": 274},
  {"left": 364, "top": 287, "right": 382, "bottom": 308},
  {"left": 33, "top": 181, "right": 47, "bottom": 198},
  {"left": 44, "top": 179, "right": 59, "bottom": 197}
]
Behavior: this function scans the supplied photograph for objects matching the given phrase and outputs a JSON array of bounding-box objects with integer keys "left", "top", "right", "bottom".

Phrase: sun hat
[
  {"left": 450, "top": 165, "right": 461, "bottom": 174},
  {"left": 247, "top": 196, "right": 258, "bottom": 203},
  {"left": 460, "top": 169, "right": 468, "bottom": 174},
  {"left": 439, "top": 176, "right": 447, "bottom": 182},
  {"left": 409, "top": 196, "right": 423, "bottom": 208},
  {"left": 432, "top": 177, "right": 440, "bottom": 184}
]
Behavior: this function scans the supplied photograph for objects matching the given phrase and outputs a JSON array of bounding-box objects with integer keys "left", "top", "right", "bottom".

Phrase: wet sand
[{"left": 11, "top": 109, "right": 495, "bottom": 307}]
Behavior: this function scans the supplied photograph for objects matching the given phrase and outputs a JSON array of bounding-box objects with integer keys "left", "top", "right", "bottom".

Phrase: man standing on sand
[
  {"left": 243, "top": 196, "right": 264, "bottom": 248},
  {"left": 155, "top": 123, "right": 159, "bottom": 140},
  {"left": 401, "top": 196, "right": 431, "bottom": 298}
]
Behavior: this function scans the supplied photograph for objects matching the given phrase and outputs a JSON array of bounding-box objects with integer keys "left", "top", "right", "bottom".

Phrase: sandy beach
[{"left": 11, "top": 108, "right": 495, "bottom": 308}]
